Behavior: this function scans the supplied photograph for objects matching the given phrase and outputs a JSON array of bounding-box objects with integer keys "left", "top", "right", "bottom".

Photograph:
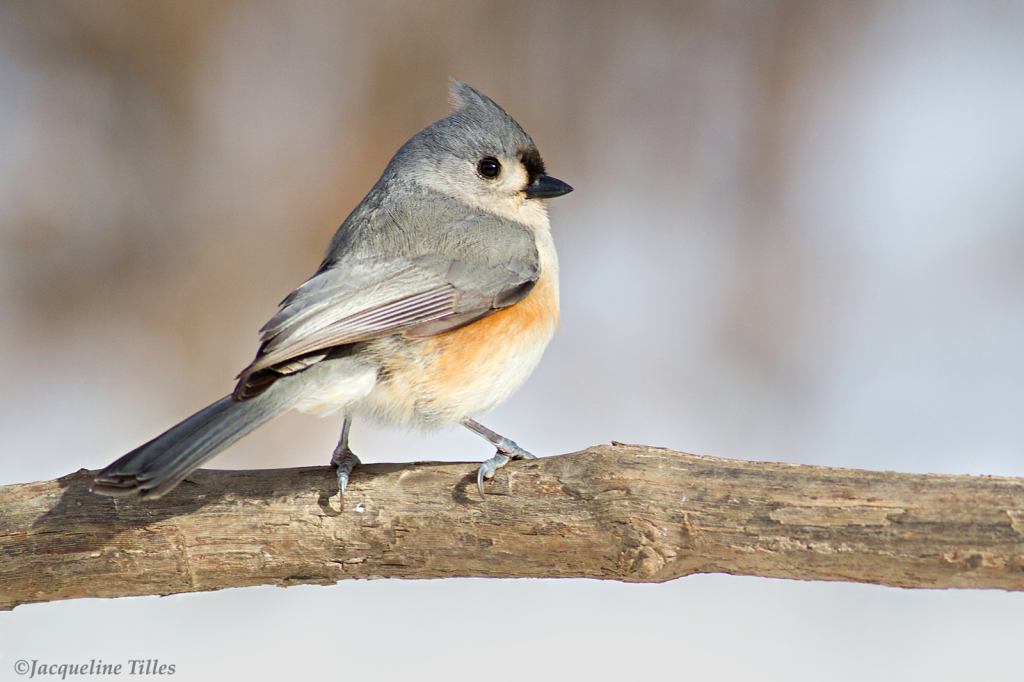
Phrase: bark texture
[{"left": 2, "top": 443, "right": 1023, "bottom": 610}]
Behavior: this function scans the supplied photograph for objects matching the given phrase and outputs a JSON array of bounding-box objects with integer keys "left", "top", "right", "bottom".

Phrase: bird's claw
[
  {"left": 476, "top": 466, "right": 487, "bottom": 499},
  {"left": 332, "top": 449, "right": 360, "bottom": 501},
  {"left": 476, "top": 453, "right": 507, "bottom": 498},
  {"left": 476, "top": 445, "right": 535, "bottom": 498}
]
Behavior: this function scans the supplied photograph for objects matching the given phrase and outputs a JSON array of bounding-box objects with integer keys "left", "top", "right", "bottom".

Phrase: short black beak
[{"left": 524, "top": 175, "right": 574, "bottom": 200}]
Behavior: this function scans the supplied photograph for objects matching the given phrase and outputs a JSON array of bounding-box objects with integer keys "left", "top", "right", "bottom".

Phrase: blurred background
[{"left": 2, "top": 1, "right": 1023, "bottom": 679}]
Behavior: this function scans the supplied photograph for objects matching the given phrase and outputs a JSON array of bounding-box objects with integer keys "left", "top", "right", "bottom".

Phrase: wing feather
[{"left": 235, "top": 211, "right": 540, "bottom": 394}]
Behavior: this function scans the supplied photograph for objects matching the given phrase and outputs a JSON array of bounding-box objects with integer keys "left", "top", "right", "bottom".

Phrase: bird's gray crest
[
  {"left": 448, "top": 78, "right": 489, "bottom": 111},
  {"left": 432, "top": 79, "right": 536, "bottom": 158}
]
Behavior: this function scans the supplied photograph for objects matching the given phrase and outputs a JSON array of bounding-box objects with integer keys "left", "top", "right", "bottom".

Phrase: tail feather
[{"left": 93, "top": 391, "right": 295, "bottom": 499}]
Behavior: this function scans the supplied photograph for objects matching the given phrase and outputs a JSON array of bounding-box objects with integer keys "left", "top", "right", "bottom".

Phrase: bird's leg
[
  {"left": 461, "top": 418, "right": 535, "bottom": 498},
  {"left": 330, "top": 415, "right": 359, "bottom": 499}
]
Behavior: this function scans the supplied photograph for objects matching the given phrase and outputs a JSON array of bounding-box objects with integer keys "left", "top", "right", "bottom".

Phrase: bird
[{"left": 92, "top": 79, "right": 573, "bottom": 503}]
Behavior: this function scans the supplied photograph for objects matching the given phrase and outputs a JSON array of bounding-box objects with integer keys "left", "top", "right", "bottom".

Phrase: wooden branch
[{"left": 2, "top": 444, "right": 1023, "bottom": 610}]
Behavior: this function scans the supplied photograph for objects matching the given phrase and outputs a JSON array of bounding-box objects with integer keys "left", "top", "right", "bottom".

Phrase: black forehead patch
[{"left": 519, "top": 147, "right": 546, "bottom": 184}]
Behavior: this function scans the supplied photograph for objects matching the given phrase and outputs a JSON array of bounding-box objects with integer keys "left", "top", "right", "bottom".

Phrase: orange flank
[
  {"left": 349, "top": 263, "right": 560, "bottom": 427},
  {"left": 421, "top": 270, "right": 559, "bottom": 391}
]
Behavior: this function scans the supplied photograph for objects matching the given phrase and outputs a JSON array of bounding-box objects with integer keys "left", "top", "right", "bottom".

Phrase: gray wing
[{"left": 235, "top": 213, "right": 539, "bottom": 395}]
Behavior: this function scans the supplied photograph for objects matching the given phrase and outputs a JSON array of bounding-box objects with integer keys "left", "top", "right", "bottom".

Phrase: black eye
[{"left": 478, "top": 157, "right": 501, "bottom": 178}]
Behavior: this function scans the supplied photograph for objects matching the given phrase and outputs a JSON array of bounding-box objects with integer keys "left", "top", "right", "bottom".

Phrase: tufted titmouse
[{"left": 93, "top": 80, "right": 572, "bottom": 502}]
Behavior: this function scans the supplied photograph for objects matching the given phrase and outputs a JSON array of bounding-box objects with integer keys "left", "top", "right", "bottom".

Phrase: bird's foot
[
  {"left": 331, "top": 446, "right": 360, "bottom": 499},
  {"left": 476, "top": 437, "right": 535, "bottom": 498}
]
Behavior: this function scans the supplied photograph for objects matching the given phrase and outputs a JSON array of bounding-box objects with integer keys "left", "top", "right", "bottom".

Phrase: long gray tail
[{"left": 93, "top": 389, "right": 296, "bottom": 499}]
